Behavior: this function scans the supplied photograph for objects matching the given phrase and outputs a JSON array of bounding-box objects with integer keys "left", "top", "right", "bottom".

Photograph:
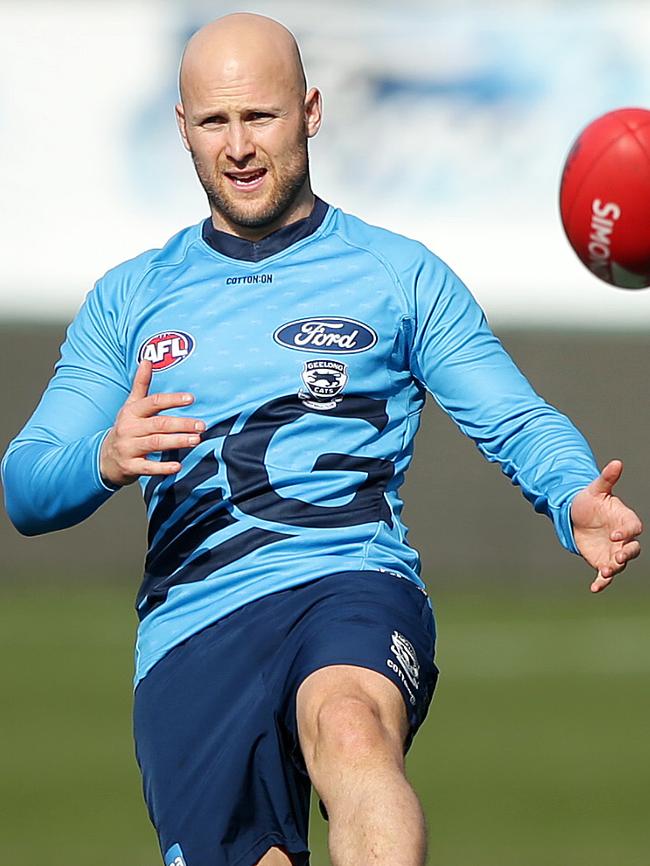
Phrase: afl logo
[
  {"left": 274, "top": 317, "right": 377, "bottom": 354},
  {"left": 138, "top": 331, "right": 195, "bottom": 372}
]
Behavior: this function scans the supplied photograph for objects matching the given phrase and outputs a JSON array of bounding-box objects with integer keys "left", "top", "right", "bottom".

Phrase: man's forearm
[{"left": 2, "top": 429, "right": 117, "bottom": 536}]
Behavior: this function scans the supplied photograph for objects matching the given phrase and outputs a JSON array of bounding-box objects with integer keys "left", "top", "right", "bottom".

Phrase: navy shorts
[{"left": 133, "top": 570, "right": 438, "bottom": 866}]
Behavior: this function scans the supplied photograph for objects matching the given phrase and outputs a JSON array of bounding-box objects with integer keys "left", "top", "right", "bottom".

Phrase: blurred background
[{"left": 1, "top": 1, "right": 648, "bottom": 864}]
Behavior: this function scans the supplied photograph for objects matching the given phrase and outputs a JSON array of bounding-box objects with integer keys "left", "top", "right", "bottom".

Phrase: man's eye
[
  {"left": 201, "top": 116, "right": 226, "bottom": 127},
  {"left": 249, "top": 113, "right": 273, "bottom": 122}
]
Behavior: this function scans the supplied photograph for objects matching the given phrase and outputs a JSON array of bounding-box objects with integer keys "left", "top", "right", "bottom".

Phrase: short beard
[{"left": 192, "top": 138, "right": 311, "bottom": 231}]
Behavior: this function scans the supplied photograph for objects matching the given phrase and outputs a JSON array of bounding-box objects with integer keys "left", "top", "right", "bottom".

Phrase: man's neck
[
  {"left": 209, "top": 184, "right": 315, "bottom": 242},
  {"left": 201, "top": 195, "right": 329, "bottom": 263}
]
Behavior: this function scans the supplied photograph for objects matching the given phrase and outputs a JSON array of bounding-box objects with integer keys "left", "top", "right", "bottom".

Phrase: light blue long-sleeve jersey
[{"left": 2, "top": 201, "right": 599, "bottom": 683}]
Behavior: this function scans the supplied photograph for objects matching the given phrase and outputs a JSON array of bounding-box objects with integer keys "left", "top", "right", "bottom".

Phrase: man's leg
[
  {"left": 255, "top": 847, "right": 294, "bottom": 866},
  {"left": 296, "top": 664, "right": 427, "bottom": 866}
]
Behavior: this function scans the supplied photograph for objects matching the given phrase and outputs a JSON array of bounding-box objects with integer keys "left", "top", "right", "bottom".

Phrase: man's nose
[{"left": 224, "top": 122, "right": 255, "bottom": 162}]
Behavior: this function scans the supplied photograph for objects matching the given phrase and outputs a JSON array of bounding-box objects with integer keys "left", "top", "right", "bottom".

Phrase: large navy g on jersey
[{"left": 2, "top": 199, "right": 599, "bottom": 683}]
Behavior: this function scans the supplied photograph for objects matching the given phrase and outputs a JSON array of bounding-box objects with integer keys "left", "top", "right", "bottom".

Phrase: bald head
[
  {"left": 179, "top": 13, "right": 306, "bottom": 110},
  {"left": 175, "top": 13, "right": 322, "bottom": 240}
]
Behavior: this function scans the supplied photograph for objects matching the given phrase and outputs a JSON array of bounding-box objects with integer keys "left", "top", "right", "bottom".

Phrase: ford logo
[{"left": 273, "top": 317, "right": 377, "bottom": 354}]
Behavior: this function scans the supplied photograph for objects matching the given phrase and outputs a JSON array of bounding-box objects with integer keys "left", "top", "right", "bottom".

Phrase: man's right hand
[{"left": 100, "top": 360, "right": 205, "bottom": 487}]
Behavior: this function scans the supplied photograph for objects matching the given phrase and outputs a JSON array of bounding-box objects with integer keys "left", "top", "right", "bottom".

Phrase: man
[{"left": 2, "top": 12, "right": 642, "bottom": 866}]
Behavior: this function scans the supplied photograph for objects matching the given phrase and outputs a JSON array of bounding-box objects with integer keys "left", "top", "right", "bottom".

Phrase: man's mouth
[{"left": 224, "top": 168, "right": 268, "bottom": 189}]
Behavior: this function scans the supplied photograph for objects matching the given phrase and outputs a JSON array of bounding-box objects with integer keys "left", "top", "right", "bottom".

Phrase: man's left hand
[{"left": 571, "top": 460, "right": 643, "bottom": 593}]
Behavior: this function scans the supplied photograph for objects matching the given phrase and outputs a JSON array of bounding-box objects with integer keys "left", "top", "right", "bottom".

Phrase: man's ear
[
  {"left": 175, "top": 102, "right": 191, "bottom": 151},
  {"left": 304, "top": 87, "right": 323, "bottom": 139}
]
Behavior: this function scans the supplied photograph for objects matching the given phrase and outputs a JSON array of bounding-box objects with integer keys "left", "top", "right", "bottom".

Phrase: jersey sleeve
[
  {"left": 1, "top": 277, "right": 131, "bottom": 535},
  {"left": 405, "top": 246, "right": 599, "bottom": 554}
]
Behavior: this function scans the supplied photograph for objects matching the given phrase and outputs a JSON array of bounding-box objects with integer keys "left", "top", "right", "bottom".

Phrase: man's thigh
[
  {"left": 271, "top": 571, "right": 438, "bottom": 821},
  {"left": 275, "top": 570, "right": 439, "bottom": 794}
]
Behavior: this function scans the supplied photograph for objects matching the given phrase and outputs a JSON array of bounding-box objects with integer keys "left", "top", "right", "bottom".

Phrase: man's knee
[
  {"left": 297, "top": 667, "right": 408, "bottom": 772},
  {"left": 312, "top": 694, "right": 396, "bottom": 763}
]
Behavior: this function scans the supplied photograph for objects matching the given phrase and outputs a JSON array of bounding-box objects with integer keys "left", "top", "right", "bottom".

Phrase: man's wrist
[{"left": 96, "top": 429, "right": 122, "bottom": 492}]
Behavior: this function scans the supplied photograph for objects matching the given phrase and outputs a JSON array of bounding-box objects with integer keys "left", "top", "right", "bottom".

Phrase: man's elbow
[
  {"left": 3, "top": 491, "right": 48, "bottom": 537},
  {"left": 4, "top": 494, "right": 74, "bottom": 536},
  {"left": 2, "top": 452, "right": 49, "bottom": 536},
  {"left": 9, "top": 517, "right": 45, "bottom": 537}
]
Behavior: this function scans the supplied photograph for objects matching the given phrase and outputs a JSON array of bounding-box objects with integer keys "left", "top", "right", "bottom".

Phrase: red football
[{"left": 559, "top": 107, "right": 650, "bottom": 289}]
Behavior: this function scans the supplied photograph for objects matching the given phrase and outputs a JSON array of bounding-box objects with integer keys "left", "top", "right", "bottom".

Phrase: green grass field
[{"left": 2, "top": 579, "right": 649, "bottom": 865}]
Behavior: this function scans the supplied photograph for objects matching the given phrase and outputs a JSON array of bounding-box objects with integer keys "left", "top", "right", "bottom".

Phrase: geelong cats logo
[
  {"left": 390, "top": 631, "right": 420, "bottom": 689},
  {"left": 299, "top": 359, "right": 348, "bottom": 410},
  {"left": 274, "top": 317, "right": 377, "bottom": 353},
  {"left": 137, "top": 331, "right": 195, "bottom": 372}
]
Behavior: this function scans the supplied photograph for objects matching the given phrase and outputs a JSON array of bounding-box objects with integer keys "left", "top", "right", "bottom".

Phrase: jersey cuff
[
  {"left": 94, "top": 429, "right": 121, "bottom": 493},
  {"left": 556, "top": 495, "right": 581, "bottom": 556}
]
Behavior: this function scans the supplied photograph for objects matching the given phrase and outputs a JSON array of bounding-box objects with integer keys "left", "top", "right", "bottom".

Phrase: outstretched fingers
[
  {"left": 130, "top": 457, "right": 184, "bottom": 477},
  {"left": 573, "top": 459, "right": 643, "bottom": 593},
  {"left": 126, "top": 361, "right": 195, "bottom": 418},
  {"left": 591, "top": 539, "right": 641, "bottom": 592},
  {"left": 127, "top": 360, "right": 154, "bottom": 403},
  {"left": 126, "top": 401, "right": 206, "bottom": 455},
  {"left": 610, "top": 513, "right": 644, "bottom": 544},
  {"left": 132, "top": 389, "right": 196, "bottom": 418},
  {"left": 100, "top": 361, "right": 205, "bottom": 486},
  {"left": 614, "top": 539, "right": 642, "bottom": 566},
  {"left": 587, "top": 459, "right": 623, "bottom": 497},
  {"left": 590, "top": 572, "right": 615, "bottom": 593}
]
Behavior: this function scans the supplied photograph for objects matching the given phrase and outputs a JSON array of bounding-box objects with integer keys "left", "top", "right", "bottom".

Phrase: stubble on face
[{"left": 190, "top": 117, "right": 310, "bottom": 231}]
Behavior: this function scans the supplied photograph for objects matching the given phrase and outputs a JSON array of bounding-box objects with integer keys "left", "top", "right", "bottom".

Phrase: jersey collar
[{"left": 201, "top": 197, "right": 329, "bottom": 262}]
